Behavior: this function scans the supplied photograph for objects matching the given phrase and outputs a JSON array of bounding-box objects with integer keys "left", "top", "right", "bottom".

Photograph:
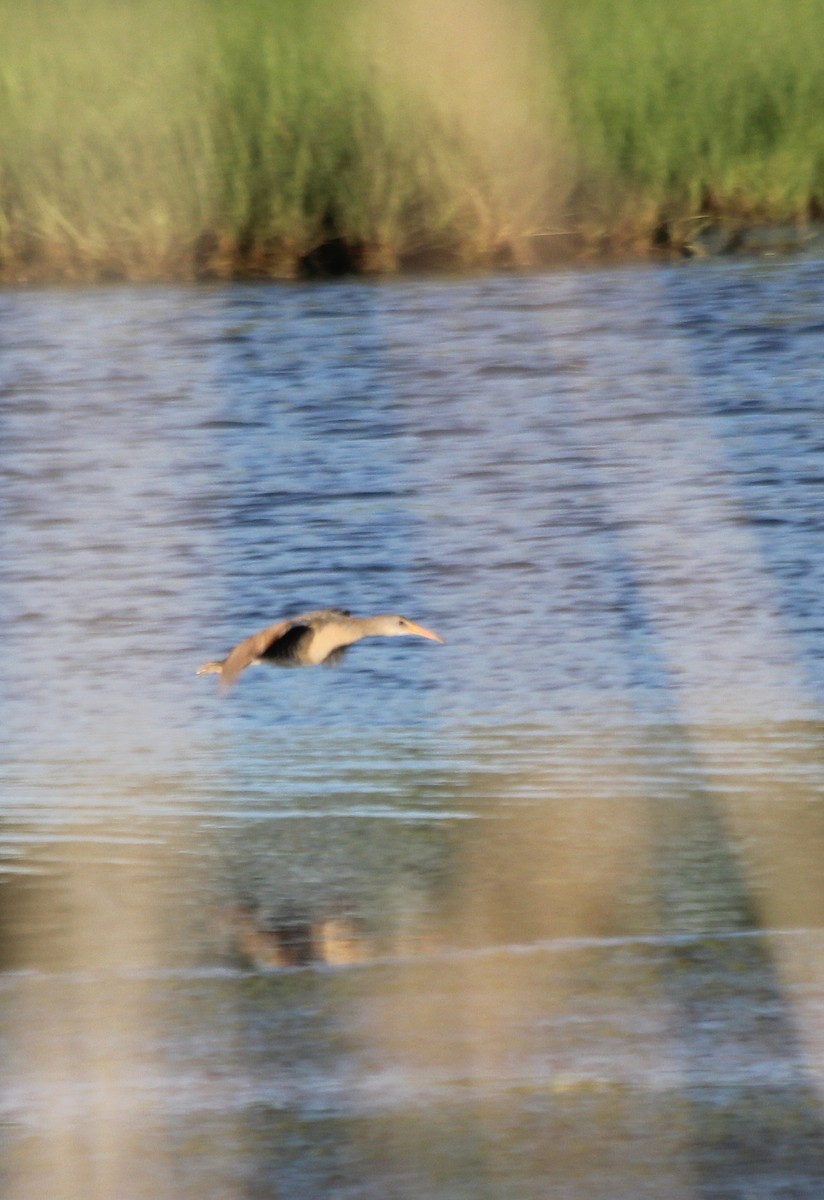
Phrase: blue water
[{"left": 3, "top": 258, "right": 824, "bottom": 1198}]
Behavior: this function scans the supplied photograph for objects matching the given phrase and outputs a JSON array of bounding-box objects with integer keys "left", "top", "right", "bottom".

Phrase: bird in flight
[{"left": 197, "top": 607, "right": 444, "bottom": 688}]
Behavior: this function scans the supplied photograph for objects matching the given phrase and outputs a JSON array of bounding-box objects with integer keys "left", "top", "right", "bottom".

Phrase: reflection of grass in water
[
  {"left": 1, "top": 0, "right": 823, "bottom": 280},
  {"left": 8, "top": 1082, "right": 822, "bottom": 1197},
  {"left": 236, "top": 1088, "right": 824, "bottom": 1196},
  {"left": 242, "top": 1093, "right": 686, "bottom": 1195}
]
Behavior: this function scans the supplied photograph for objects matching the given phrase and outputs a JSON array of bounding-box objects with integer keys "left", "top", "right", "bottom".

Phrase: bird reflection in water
[{"left": 222, "top": 902, "right": 369, "bottom": 969}]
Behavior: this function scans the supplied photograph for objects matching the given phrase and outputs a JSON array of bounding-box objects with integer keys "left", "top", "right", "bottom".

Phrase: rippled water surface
[{"left": 3, "top": 259, "right": 824, "bottom": 1198}]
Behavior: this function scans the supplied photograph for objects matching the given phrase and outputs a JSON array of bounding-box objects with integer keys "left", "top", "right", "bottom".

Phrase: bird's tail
[{"left": 196, "top": 660, "right": 224, "bottom": 676}]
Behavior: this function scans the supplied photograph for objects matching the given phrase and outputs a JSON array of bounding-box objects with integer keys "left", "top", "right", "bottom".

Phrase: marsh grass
[
  {"left": 549, "top": 0, "right": 824, "bottom": 225},
  {"left": 1, "top": 0, "right": 822, "bottom": 281}
]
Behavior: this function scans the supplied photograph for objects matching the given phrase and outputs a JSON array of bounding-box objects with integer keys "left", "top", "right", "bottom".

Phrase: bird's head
[{"left": 375, "top": 614, "right": 445, "bottom": 642}]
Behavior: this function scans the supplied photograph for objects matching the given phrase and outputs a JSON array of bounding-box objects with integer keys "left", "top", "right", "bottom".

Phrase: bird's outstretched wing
[{"left": 220, "top": 618, "right": 309, "bottom": 685}]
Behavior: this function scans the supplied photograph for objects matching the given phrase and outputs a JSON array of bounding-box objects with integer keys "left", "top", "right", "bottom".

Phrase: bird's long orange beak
[{"left": 405, "top": 620, "right": 445, "bottom": 643}]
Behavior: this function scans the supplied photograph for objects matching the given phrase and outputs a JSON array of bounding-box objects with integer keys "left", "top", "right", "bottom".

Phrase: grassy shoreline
[{"left": 2, "top": 0, "right": 823, "bottom": 284}]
